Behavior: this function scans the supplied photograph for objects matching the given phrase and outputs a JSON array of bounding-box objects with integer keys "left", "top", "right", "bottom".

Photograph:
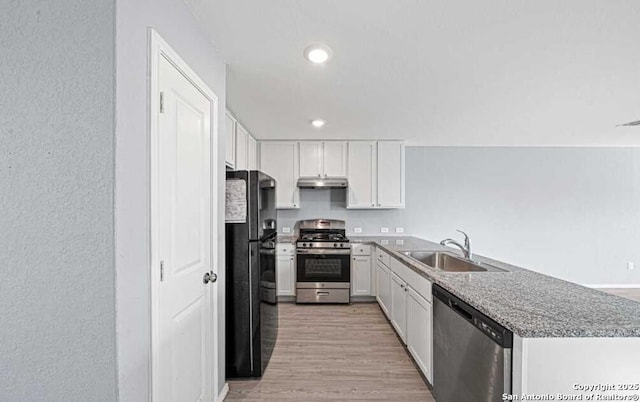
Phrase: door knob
[{"left": 203, "top": 271, "right": 217, "bottom": 284}]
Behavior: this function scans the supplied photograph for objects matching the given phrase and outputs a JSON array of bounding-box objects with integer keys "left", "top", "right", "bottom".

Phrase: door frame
[{"left": 148, "top": 28, "right": 220, "bottom": 401}]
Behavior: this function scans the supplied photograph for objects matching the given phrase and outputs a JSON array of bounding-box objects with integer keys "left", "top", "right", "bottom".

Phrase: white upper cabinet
[
  {"left": 225, "top": 109, "right": 258, "bottom": 171},
  {"left": 225, "top": 112, "right": 236, "bottom": 168},
  {"left": 377, "top": 141, "right": 405, "bottom": 208},
  {"left": 299, "top": 141, "right": 347, "bottom": 178},
  {"left": 235, "top": 123, "right": 248, "bottom": 170},
  {"left": 299, "top": 141, "right": 323, "bottom": 177},
  {"left": 322, "top": 141, "right": 347, "bottom": 177},
  {"left": 347, "top": 141, "right": 377, "bottom": 208},
  {"left": 247, "top": 135, "right": 257, "bottom": 170},
  {"left": 347, "top": 141, "right": 404, "bottom": 209},
  {"left": 259, "top": 142, "right": 300, "bottom": 209}
]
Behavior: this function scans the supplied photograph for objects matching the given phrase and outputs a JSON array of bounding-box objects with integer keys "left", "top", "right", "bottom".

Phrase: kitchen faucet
[{"left": 440, "top": 230, "right": 472, "bottom": 260}]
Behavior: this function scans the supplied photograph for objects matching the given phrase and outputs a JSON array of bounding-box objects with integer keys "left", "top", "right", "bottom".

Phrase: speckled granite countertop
[{"left": 351, "top": 236, "right": 640, "bottom": 338}]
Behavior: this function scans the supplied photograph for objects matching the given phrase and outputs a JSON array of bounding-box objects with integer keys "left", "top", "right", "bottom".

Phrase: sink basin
[{"left": 400, "top": 251, "right": 506, "bottom": 273}]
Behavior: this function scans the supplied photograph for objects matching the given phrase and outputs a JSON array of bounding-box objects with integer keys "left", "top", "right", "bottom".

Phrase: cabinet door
[
  {"left": 299, "top": 141, "right": 323, "bottom": 178},
  {"left": 347, "top": 141, "right": 377, "bottom": 208},
  {"left": 235, "top": 123, "right": 248, "bottom": 170},
  {"left": 323, "top": 141, "right": 347, "bottom": 178},
  {"left": 259, "top": 142, "right": 300, "bottom": 209},
  {"left": 351, "top": 255, "right": 372, "bottom": 296},
  {"left": 376, "top": 261, "right": 390, "bottom": 317},
  {"left": 390, "top": 272, "right": 407, "bottom": 344},
  {"left": 225, "top": 113, "right": 236, "bottom": 168},
  {"left": 407, "top": 287, "right": 433, "bottom": 383},
  {"left": 276, "top": 255, "right": 295, "bottom": 296},
  {"left": 247, "top": 135, "right": 257, "bottom": 170},
  {"left": 377, "top": 141, "right": 405, "bottom": 208}
]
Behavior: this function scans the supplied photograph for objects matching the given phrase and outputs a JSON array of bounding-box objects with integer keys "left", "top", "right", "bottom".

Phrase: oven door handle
[{"left": 296, "top": 248, "right": 351, "bottom": 255}]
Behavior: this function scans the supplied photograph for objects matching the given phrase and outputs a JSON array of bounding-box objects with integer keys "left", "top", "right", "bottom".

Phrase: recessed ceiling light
[
  {"left": 304, "top": 44, "right": 333, "bottom": 64},
  {"left": 310, "top": 119, "right": 326, "bottom": 128}
]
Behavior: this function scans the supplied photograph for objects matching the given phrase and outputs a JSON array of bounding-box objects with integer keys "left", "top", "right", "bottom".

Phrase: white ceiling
[{"left": 185, "top": 0, "right": 640, "bottom": 145}]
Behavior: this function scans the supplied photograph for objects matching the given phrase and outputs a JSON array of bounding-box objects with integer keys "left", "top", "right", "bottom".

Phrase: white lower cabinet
[
  {"left": 376, "top": 249, "right": 434, "bottom": 384},
  {"left": 276, "top": 244, "right": 296, "bottom": 296},
  {"left": 407, "top": 287, "right": 433, "bottom": 383},
  {"left": 390, "top": 271, "right": 408, "bottom": 344},
  {"left": 351, "top": 255, "right": 372, "bottom": 296},
  {"left": 376, "top": 261, "right": 391, "bottom": 317}
]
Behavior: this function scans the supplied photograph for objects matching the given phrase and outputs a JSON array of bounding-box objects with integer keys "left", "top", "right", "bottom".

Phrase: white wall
[
  {"left": 115, "top": 0, "right": 227, "bottom": 400},
  {"left": 278, "top": 147, "right": 640, "bottom": 286},
  {"left": 0, "top": 1, "right": 117, "bottom": 401}
]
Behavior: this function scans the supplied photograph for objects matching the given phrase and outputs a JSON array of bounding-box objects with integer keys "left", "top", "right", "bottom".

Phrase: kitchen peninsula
[{"left": 352, "top": 236, "right": 640, "bottom": 397}]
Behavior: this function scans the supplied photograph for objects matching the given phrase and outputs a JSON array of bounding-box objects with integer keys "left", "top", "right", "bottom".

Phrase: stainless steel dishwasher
[{"left": 432, "top": 284, "right": 513, "bottom": 402}]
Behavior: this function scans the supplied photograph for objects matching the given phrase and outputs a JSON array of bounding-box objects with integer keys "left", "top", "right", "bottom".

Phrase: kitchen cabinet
[
  {"left": 235, "top": 123, "right": 248, "bottom": 170},
  {"left": 347, "top": 141, "right": 404, "bottom": 209},
  {"left": 390, "top": 271, "right": 408, "bottom": 344},
  {"left": 377, "top": 141, "right": 405, "bottom": 208},
  {"left": 347, "top": 141, "right": 377, "bottom": 208},
  {"left": 299, "top": 141, "right": 347, "bottom": 178},
  {"left": 407, "top": 286, "right": 433, "bottom": 383},
  {"left": 351, "top": 255, "right": 372, "bottom": 296},
  {"left": 247, "top": 135, "right": 257, "bottom": 170},
  {"left": 351, "top": 243, "right": 373, "bottom": 296},
  {"left": 259, "top": 142, "right": 300, "bottom": 209},
  {"left": 376, "top": 260, "right": 391, "bottom": 318},
  {"left": 225, "top": 112, "right": 236, "bottom": 168},
  {"left": 375, "top": 247, "right": 433, "bottom": 383},
  {"left": 276, "top": 243, "right": 296, "bottom": 297}
]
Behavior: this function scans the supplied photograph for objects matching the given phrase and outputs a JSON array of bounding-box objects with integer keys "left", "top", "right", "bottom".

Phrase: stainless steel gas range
[{"left": 295, "top": 219, "right": 351, "bottom": 304}]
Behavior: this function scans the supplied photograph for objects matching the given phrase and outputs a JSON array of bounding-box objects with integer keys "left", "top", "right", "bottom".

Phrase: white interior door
[{"left": 156, "top": 54, "right": 214, "bottom": 402}]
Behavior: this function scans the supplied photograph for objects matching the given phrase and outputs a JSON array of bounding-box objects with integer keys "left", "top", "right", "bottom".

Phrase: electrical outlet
[
  {"left": 628, "top": 261, "right": 634, "bottom": 271},
  {"left": 395, "top": 227, "right": 404, "bottom": 233},
  {"left": 381, "top": 227, "right": 389, "bottom": 233},
  {"left": 282, "top": 227, "right": 291, "bottom": 233},
  {"left": 353, "top": 227, "right": 362, "bottom": 234}
]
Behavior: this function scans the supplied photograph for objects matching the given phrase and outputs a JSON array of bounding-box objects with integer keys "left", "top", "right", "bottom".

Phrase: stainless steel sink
[{"left": 400, "top": 251, "right": 506, "bottom": 273}]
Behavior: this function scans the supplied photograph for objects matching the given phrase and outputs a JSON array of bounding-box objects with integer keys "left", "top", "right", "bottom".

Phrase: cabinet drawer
[
  {"left": 352, "top": 244, "right": 371, "bottom": 256},
  {"left": 376, "top": 247, "right": 391, "bottom": 267},
  {"left": 276, "top": 243, "right": 295, "bottom": 255}
]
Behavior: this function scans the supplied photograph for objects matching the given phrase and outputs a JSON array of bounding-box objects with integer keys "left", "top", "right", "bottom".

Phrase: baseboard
[
  {"left": 217, "top": 382, "right": 229, "bottom": 401},
  {"left": 350, "top": 296, "right": 377, "bottom": 303},
  {"left": 277, "top": 296, "right": 296, "bottom": 302},
  {"left": 583, "top": 284, "right": 640, "bottom": 289}
]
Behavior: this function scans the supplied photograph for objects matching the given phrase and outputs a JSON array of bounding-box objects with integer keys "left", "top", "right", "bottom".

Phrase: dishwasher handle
[{"left": 450, "top": 301, "right": 473, "bottom": 322}]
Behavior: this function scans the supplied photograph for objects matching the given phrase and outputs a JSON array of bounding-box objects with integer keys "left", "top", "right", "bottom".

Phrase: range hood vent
[{"left": 297, "top": 177, "right": 348, "bottom": 189}]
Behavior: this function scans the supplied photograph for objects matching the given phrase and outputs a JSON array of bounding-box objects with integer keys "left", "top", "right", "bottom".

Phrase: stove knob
[
  {"left": 333, "top": 243, "right": 338, "bottom": 248},
  {"left": 303, "top": 243, "right": 308, "bottom": 247}
]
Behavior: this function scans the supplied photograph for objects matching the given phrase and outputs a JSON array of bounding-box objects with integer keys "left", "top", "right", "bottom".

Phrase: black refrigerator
[{"left": 225, "top": 170, "right": 278, "bottom": 378}]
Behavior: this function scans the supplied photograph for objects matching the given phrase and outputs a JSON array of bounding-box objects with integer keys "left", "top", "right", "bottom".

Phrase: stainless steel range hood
[{"left": 297, "top": 177, "right": 348, "bottom": 189}]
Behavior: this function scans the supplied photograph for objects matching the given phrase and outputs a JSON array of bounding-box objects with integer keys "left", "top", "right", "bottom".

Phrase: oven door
[{"left": 296, "top": 249, "right": 351, "bottom": 283}]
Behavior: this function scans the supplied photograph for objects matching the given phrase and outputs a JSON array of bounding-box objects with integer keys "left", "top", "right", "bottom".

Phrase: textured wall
[
  {"left": 278, "top": 147, "right": 640, "bottom": 285},
  {"left": 115, "top": 0, "right": 227, "bottom": 400},
  {"left": 0, "top": 1, "right": 117, "bottom": 401}
]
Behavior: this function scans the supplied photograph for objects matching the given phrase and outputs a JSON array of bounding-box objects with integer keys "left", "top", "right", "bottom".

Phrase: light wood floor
[
  {"left": 600, "top": 288, "right": 640, "bottom": 302},
  {"left": 226, "top": 303, "right": 434, "bottom": 401}
]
